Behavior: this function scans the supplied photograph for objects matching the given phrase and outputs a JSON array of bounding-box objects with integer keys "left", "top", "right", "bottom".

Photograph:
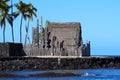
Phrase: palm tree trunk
[
  {"left": 25, "top": 20, "right": 29, "bottom": 45},
  {"left": 3, "top": 29, "right": 5, "bottom": 43},
  {"left": 27, "top": 20, "right": 31, "bottom": 45},
  {"left": 24, "top": 32, "right": 27, "bottom": 45},
  {"left": 3, "top": 25, "right": 5, "bottom": 43},
  {"left": 11, "top": 26, "right": 14, "bottom": 43},
  {"left": 11, "top": 0, "right": 14, "bottom": 43},
  {"left": 20, "top": 15, "right": 23, "bottom": 43}
]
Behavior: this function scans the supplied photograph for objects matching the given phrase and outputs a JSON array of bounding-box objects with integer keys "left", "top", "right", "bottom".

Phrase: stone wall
[
  {"left": 0, "top": 57, "right": 120, "bottom": 71},
  {"left": 0, "top": 43, "right": 9, "bottom": 57},
  {"left": 0, "top": 43, "right": 26, "bottom": 57}
]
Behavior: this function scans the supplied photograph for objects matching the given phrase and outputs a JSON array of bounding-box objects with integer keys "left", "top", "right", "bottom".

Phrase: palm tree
[
  {"left": 11, "top": 0, "right": 14, "bottom": 42},
  {"left": 0, "top": 0, "right": 13, "bottom": 43},
  {"left": 15, "top": 0, "right": 29, "bottom": 43},
  {"left": 24, "top": 3, "right": 37, "bottom": 45}
]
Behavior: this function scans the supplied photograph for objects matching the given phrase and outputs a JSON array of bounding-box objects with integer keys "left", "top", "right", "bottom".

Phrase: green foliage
[
  {"left": 0, "top": 0, "right": 12, "bottom": 26},
  {"left": 46, "top": 20, "right": 50, "bottom": 28},
  {"left": 0, "top": 0, "right": 37, "bottom": 43},
  {"left": 27, "top": 3, "right": 37, "bottom": 21},
  {"left": 15, "top": 1, "right": 37, "bottom": 21},
  {"left": 0, "top": 0, "right": 13, "bottom": 42},
  {"left": 15, "top": 1, "right": 29, "bottom": 20},
  {"left": 15, "top": 0, "right": 37, "bottom": 43}
]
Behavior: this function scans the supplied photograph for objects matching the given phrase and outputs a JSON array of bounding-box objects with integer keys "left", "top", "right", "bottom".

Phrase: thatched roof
[{"left": 48, "top": 22, "right": 81, "bottom": 28}]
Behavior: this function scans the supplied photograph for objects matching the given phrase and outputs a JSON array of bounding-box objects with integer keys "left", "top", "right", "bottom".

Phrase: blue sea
[{"left": 0, "top": 69, "right": 120, "bottom": 80}]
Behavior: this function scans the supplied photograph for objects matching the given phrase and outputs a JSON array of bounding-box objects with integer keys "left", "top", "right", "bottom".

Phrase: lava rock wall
[{"left": 0, "top": 57, "right": 120, "bottom": 71}]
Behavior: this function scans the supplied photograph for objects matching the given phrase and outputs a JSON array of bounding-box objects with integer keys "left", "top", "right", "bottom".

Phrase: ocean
[{"left": 0, "top": 69, "right": 120, "bottom": 80}]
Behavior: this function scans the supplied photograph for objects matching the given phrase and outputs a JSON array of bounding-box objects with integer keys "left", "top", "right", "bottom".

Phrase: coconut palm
[
  {"left": 27, "top": 3, "right": 37, "bottom": 24},
  {"left": 0, "top": 0, "right": 13, "bottom": 43},
  {"left": 24, "top": 3, "right": 37, "bottom": 45},
  {"left": 15, "top": 0, "right": 29, "bottom": 43},
  {"left": 11, "top": 0, "right": 14, "bottom": 42}
]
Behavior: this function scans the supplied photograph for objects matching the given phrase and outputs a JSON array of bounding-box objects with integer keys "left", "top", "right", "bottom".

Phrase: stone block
[{"left": 0, "top": 43, "right": 26, "bottom": 57}]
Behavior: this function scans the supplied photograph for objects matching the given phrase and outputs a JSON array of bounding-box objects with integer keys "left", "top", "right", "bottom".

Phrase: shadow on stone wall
[{"left": 0, "top": 43, "right": 26, "bottom": 57}]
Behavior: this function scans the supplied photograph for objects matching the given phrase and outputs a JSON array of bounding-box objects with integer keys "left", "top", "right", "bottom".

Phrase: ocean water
[{"left": 0, "top": 69, "right": 120, "bottom": 80}]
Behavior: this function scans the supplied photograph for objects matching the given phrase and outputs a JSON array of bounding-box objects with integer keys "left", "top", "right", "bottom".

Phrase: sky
[{"left": 0, "top": 0, "right": 120, "bottom": 56}]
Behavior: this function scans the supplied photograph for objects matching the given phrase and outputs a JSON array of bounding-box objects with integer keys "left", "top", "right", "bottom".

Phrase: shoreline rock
[{"left": 0, "top": 56, "right": 120, "bottom": 71}]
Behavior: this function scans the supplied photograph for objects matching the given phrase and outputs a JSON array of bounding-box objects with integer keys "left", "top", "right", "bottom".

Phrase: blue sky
[{"left": 0, "top": 0, "right": 120, "bottom": 55}]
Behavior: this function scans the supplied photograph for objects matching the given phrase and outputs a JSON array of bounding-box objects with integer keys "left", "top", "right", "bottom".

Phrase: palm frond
[
  {"left": 12, "top": 11, "right": 19, "bottom": 19},
  {"left": 6, "top": 14, "right": 13, "bottom": 26}
]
